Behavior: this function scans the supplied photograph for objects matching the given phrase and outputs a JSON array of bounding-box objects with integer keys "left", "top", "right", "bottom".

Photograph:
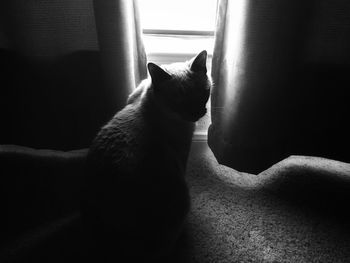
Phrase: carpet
[{"left": 184, "top": 142, "right": 350, "bottom": 263}]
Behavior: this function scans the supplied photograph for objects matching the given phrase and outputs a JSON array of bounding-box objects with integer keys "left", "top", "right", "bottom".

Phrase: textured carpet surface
[
  {"left": 2, "top": 142, "right": 350, "bottom": 262},
  {"left": 185, "top": 142, "right": 350, "bottom": 263}
]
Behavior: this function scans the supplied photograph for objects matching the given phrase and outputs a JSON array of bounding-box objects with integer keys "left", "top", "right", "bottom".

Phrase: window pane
[{"left": 139, "top": 0, "right": 217, "bottom": 32}]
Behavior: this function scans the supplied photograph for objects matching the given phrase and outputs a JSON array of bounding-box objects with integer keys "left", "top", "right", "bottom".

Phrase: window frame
[
  {"left": 140, "top": 2, "right": 217, "bottom": 139},
  {"left": 143, "top": 29, "right": 215, "bottom": 37}
]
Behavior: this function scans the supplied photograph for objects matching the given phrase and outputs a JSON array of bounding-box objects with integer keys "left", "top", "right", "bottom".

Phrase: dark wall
[
  {"left": 0, "top": 1, "right": 118, "bottom": 150},
  {"left": 0, "top": 0, "right": 98, "bottom": 55}
]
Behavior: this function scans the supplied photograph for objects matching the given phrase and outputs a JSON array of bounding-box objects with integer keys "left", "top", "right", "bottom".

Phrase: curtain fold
[
  {"left": 93, "top": 0, "right": 147, "bottom": 112},
  {"left": 209, "top": 0, "right": 350, "bottom": 173}
]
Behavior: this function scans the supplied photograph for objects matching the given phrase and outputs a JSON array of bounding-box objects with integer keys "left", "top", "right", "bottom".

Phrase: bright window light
[
  {"left": 139, "top": 0, "right": 217, "bottom": 58},
  {"left": 138, "top": 0, "right": 217, "bottom": 137},
  {"left": 139, "top": 0, "right": 217, "bottom": 33}
]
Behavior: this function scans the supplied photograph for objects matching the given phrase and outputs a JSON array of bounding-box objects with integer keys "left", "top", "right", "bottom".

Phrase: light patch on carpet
[{"left": 248, "top": 229, "right": 282, "bottom": 262}]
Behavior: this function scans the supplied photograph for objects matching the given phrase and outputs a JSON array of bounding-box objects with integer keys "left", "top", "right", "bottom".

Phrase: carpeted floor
[
  {"left": 2, "top": 141, "right": 350, "bottom": 262},
  {"left": 184, "top": 142, "right": 350, "bottom": 263}
]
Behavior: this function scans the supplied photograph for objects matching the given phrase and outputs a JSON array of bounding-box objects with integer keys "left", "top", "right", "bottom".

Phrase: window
[{"left": 139, "top": 0, "right": 217, "bottom": 138}]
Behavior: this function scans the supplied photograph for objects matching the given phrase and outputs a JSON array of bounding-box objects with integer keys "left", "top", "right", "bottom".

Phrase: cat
[{"left": 81, "top": 50, "right": 211, "bottom": 262}]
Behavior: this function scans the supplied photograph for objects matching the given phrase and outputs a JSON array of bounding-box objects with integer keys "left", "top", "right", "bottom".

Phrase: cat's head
[{"left": 148, "top": 50, "right": 211, "bottom": 122}]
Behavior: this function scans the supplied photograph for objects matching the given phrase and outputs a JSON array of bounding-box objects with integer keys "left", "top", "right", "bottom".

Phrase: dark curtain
[
  {"left": 209, "top": 0, "right": 350, "bottom": 173},
  {"left": 93, "top": 0, "right": 148, "bottom": 112}
]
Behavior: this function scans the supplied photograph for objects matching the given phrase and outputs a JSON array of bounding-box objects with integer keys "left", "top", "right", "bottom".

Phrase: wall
[
  {"left": 0, "top": 1, "right": 120, "bottom": 150},
  {"left": 1, "top": 0, "right": 98, "bottom": 56}
]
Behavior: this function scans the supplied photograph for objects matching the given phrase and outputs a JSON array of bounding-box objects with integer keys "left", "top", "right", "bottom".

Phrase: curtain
[
  {"left": 93, "top": 0, "right": 147, "bottom": 112},
  {"left": 209, "top": 0, "right": 350, "bottom": 173}
]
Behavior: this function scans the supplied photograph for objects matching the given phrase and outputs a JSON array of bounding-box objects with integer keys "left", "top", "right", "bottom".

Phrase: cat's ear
[
  {"left": 190, "top": 50, "right": 207, "bottom": 74},
  {"left": 148, "top": 62, "right": 171, "bottom": 87}
]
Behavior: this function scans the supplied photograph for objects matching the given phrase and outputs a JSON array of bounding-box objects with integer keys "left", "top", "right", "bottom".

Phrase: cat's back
[{"left": 88, "top": 101, "right": 153, "bottom": 172}]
